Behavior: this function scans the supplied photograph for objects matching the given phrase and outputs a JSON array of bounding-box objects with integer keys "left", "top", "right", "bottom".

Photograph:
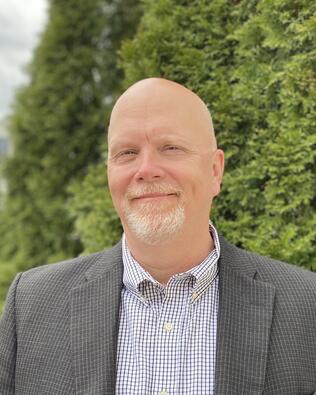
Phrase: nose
[{"left": 134, "top": 150, "right": 164, "bottom": 182}]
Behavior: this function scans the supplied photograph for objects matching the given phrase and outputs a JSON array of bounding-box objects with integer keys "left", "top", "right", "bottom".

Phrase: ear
[{"left": 211, "top": 149, "right": 225, "bottom": 197}]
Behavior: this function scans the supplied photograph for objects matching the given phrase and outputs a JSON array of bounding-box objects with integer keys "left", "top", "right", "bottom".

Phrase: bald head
[
  {"left": 106, "top": 77, "right": 225, "bottom": 250},
  {"left": 108, "top": 78, "right": 217, "bottom": 150}
]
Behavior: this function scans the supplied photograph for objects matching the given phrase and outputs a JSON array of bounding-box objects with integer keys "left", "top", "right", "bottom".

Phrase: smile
[{"left": 133, "top": 193, "right": 177, "bottom": 201}]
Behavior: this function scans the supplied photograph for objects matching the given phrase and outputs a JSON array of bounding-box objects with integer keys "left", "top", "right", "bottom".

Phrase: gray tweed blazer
[{"left": 0, "top": 236, "right": 316, "bottom": 395}]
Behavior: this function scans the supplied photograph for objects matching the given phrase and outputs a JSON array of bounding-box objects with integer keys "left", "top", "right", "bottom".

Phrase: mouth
[{"left": 133, "top": 193, "right": 177, "bottom": 201}]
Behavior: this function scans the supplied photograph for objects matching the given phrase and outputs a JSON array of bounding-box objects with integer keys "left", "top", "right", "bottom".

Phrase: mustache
[{"left": 125, "top": 183, "right": 182, "bottom": 199}]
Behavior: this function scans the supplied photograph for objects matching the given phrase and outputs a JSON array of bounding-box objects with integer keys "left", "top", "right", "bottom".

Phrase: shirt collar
[{"left": 122, "top": 222, "right": 220, "bottom": 300}]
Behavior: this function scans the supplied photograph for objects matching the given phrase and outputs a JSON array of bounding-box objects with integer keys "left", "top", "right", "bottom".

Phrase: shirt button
[
  {"left": 163, "top": 322, "right": 173, "bottom": 332},
  {"left": 192, "top": 292, "right": 198, "bottom": 300},
  {"left": 160, "top": 391, "right": 168, "bottom": 395}
]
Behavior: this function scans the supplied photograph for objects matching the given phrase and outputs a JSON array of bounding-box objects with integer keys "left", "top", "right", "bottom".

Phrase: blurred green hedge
[
  {"left": 1, "top": 0, "right": 315, "bottom": 311},
  {"left": 70, "top": 0, "right": 316, "bottom": 269}
]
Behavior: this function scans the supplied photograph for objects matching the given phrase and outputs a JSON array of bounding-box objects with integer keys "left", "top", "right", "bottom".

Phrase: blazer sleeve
[{"left": 0, "top": 273, "right": 22, "bottom": 395}]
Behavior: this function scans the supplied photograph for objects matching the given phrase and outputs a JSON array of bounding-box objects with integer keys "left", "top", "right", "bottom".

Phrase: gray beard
[{"left": 123, "top": 200, "right": 185, "bottom": 245}]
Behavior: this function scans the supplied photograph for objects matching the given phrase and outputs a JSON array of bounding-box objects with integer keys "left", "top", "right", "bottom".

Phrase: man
[{"left": 0, "top": 78, "right": 315, "bottom": 395}]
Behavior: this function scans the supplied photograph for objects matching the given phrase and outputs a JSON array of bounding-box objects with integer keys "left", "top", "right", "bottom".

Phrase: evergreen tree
[
  {"left": 0, "top": 0, "right": 142, "bottom": 279},
  {"left": 70, "top": 0, "right": 316, "bottom": 270},
  {"left": 219, "top": 0, "right": 316, "bottom": 268},
  {"left": 67, "top": 159, "right": 122, "bottom": 254}
]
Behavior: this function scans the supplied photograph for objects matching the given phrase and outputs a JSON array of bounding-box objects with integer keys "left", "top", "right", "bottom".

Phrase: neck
[{"left": 124, "top": 221, "right": 213, "bottom": 284}]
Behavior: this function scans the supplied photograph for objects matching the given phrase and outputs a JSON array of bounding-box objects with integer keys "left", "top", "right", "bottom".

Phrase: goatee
[{"left": 123, "top": 183, "right": 185, "bottom": 245}]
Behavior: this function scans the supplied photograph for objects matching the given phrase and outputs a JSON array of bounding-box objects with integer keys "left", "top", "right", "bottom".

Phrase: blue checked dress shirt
[{"left": 116, "top": 224, "right": 220, "bottom": 395}]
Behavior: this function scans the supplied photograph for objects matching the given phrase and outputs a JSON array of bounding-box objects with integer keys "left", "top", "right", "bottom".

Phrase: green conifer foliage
[
  {"left": 221, "top": 0, "right": 316, "bottom": 269},
  {"left": 0, "top": 0, "right": 142, "bottom": 275},
  {"left": 67, "top": 160, "right": 122, "bottom": 254},
  {"left": 79, "top": 0, "right": 315, "bottom": 269}
]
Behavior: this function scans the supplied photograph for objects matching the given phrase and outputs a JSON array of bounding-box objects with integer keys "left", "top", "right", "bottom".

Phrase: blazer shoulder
[
  {"left": 246, "top": 249, "right": 316, "bottom": 288},
  {"left": 220, "top": 236, "right": 316, "bottom": 290},
  {"left": 14, "top": 241, "right": 123, "bottom": 302}
]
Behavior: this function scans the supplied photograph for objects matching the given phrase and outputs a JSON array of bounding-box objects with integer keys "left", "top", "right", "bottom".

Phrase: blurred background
[{"left": 0, "top": 0, "right": 315, "bottom": 310}]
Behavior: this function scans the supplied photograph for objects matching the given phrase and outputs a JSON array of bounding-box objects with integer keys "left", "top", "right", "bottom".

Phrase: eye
[
  {"left": 162, "top": 145, "right": 187, "bottom": 155},
  {"left": 163, "top": 145, "right": 181, "bottom": 151},
  {"left": 113, "top": 149, "right": 138, "bottom": 162},
  {"left": 119, "top": 149, "right": 137, "bottom": 156}
]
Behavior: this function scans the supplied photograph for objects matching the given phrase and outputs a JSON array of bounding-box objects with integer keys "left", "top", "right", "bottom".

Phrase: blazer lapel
[
  {"left": 70, "top": 242, "right": 123, "bottom": 395},
  {"left": 215, "top": 237, "right": 276, "bottom": 395}
]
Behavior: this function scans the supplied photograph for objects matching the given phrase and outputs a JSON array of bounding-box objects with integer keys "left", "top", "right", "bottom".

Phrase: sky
[{"left": 0, "top": 0, "right": 48, "bottom": 119}]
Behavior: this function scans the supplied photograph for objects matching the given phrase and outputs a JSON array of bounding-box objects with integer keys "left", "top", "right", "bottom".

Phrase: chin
[{"left": 123, "top": 203, "right": 186, "bottom": 246}]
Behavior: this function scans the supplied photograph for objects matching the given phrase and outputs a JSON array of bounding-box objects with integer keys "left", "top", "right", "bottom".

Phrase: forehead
[
  {"left": 108, "top": 125, "right": 194, "bottom": 157},
  {"left": 108, "top": 93, "right": 213, "bottom": 148}
]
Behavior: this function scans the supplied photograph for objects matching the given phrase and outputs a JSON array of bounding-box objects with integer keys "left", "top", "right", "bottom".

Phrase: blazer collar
[
  {"left": 215, "top": 236, "right": 276, "bottom": 394},
  {"left": 84, "top": 241, "right": 123, "bottom": 281}
]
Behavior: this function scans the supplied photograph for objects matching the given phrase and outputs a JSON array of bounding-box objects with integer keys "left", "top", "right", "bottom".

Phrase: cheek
[
  {"left": 108, "top": 168, "right": 131, "bottom": 203},
  {"left": 190, "top": 170, "right": 214, "bottom": 204},
  {"left": 108, "top": 182, "right": 125, "bottom": 215},
  {"left": 108, "top": 169, "right": 122, "bottom": 200}
]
